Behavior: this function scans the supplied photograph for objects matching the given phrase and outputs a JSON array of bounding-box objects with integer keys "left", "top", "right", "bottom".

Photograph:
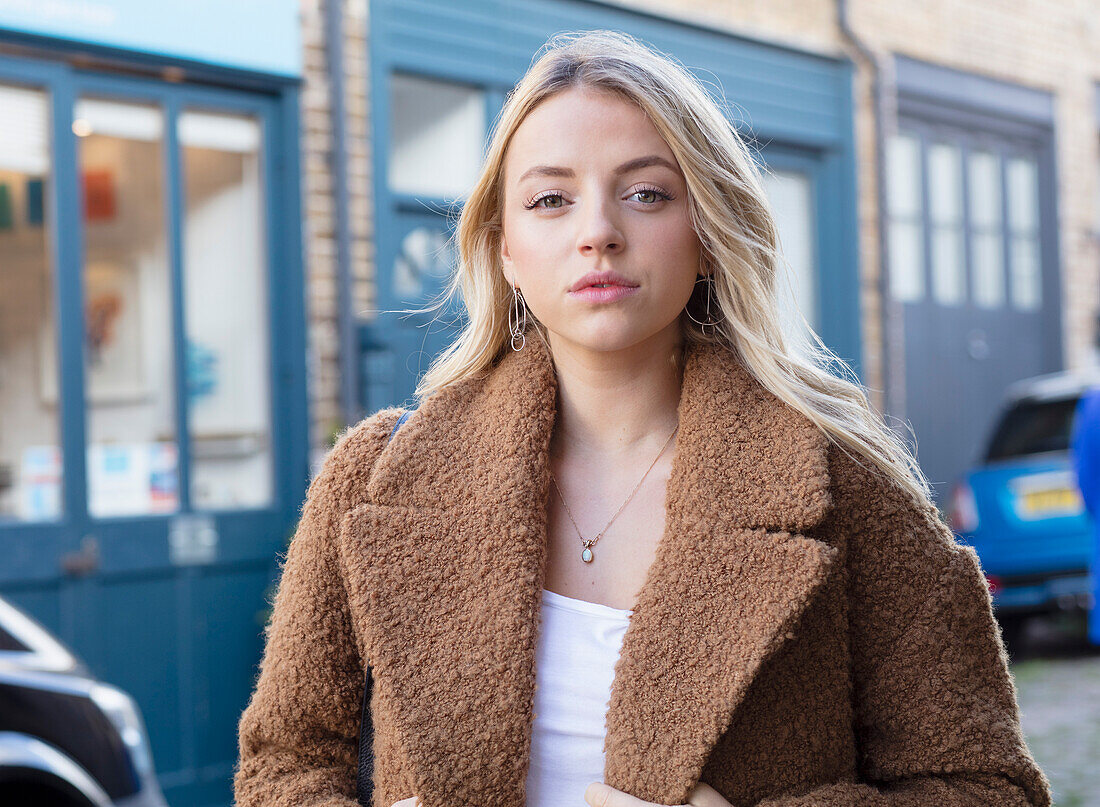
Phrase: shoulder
[
  {"left": 822, "top": 441, "right": 995, "bottom": 655},
  {"left": 822, "top": 439, "right": 969, "bottom": 590},
  {"left": 304, "top": 406, "right": 408, "bottom": 512}
]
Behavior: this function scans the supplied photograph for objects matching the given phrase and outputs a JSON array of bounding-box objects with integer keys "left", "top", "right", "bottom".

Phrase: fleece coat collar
[{"left": 338, "top": 334, "right": 841, "bottom": 806}]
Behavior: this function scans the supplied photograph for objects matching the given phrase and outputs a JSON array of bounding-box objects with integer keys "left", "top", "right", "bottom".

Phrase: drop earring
[
  {"left": 685, "top": 272, "right": 724, "bottom": 333},
  {"left": 509, "top": 280, "right": 527, "bottom": 351}
]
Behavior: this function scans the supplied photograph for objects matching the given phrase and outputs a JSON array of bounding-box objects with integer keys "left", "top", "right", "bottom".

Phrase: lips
[{"left": 569, "top": 270, "right": 639, "bottom": 293}]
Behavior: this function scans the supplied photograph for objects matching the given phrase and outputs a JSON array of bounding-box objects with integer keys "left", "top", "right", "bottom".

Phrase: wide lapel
[
  {"left": 337, "top": 334, "right": 838, "bottom": 807},
  {"left": 600, "top": 342, "right": 838, "bottom": 806},
  {"left": 337, "top": 335, "right": 559, "bottom": 807}
]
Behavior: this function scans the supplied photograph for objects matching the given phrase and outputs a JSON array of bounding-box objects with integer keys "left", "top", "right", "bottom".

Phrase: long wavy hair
[{"left": 394, "top": 29, "right": 933, "bottom": 506}]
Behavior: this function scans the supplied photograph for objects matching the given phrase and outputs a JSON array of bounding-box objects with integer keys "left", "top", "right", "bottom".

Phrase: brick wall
[{"left": 300, "top": 0, "right": 375, "bottom": 462}]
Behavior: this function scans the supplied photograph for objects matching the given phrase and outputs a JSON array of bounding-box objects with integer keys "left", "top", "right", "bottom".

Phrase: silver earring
[
  {"left": 685, "top": 273, "right": 724, "bottom": 333},
  {"left": 509, "top": 282, "right": 527, "bottom": 351}
]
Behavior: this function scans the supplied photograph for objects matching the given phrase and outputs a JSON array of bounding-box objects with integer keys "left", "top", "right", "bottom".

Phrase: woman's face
[{"left": 499, "top": 87, "right": 703, "bottom": 356}]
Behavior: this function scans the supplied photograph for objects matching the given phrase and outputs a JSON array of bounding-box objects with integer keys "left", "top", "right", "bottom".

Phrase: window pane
[
  {"left": 761, "top": 168, "right": 817, "bottom": 355},
  {"left": 1007, "top": 156, "right": 1039, "bottom": 232},
  {"left": 1010, "top": 235, "right": 1041, "bottom": 310},
  {"left": 968, "top": 149, "right": 1002, "bottom": 227},
  {"left": 886, "top": 133, "right": 922, "bottom": 217},
  {"left": 75, "top": 98, "right": 179, "bottom": 518},
  {"left": 886, "top": 133, "right": 924, "bottom": 301},
  {"left": 1006, "top": 156, "right": 1040, "bottom": 311},
  {"left": 968, "top": 150, "right": 1005, "bottom": 309},
  {"left": 929, "top": 143, "right": 963, "bottom": 223},
  {"left": 389, "top": 73, "right": 485, "bottom": 199},
  {"left": 928, "top": 143, "right": 965, "bottom": 305},
  {"left": 972, "top": 231, "right": 1005, "bottom": 309},
  {"left": 180, "top": 110, "right": 273, "bottom": 509},
  {"left": 931, "top": 227, "right": 966, "bottom": 305},
  {"left": 0, "top": 84, "right": 62, "bottom": 521},
  {"left": 888, "top": 220, "right": 924, "bottom": 302}
]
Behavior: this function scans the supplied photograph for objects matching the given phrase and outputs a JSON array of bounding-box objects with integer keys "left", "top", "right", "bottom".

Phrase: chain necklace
[{"left": 549, "top": 423, "right": 679, "bottom": 563}]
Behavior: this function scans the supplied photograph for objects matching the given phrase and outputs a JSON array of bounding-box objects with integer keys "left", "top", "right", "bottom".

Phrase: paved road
[{"left": 1009, "top": 614, "right": 1100, "bottom": 807}]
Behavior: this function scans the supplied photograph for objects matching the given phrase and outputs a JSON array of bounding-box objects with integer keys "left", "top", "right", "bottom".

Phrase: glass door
[
  {"left": 0, "top": 54, "right": 301, "bottom": 807},
  {"left": 0, "top": 81, "right": 63, "bottom": 525},
  {"left": 72, "top": 96, "right": 180, "bottom": 518}
]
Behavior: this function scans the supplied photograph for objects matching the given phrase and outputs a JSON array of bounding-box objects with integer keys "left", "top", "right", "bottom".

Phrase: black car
[{"left": 0, "top": 595, "right": 166, "bottom": 807}]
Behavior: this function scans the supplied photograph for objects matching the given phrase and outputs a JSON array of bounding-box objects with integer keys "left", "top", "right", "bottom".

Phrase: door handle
[{"left": 61, "top": 535, "right": 100, "bottom": 577}]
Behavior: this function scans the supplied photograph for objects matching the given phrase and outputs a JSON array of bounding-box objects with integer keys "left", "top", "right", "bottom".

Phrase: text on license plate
[{"left": 1018, "top": 487, "right": 1084, "bottom": 517}]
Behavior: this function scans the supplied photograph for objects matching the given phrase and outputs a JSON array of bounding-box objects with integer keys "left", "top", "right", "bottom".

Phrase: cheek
[
  {"left": 504, "top": 222, "right": 567, "bottom": 298},
  {"left": 504, "top": 217, "right": 548, "bottom": 271},
  {"left": 643, "top": 217, "right": 702, "bottom": 285}
]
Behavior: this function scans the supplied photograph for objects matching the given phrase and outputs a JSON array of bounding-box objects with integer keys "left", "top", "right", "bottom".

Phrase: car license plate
[{"left": 1017, "top": 486, "right": 1083, "bottom": 518}]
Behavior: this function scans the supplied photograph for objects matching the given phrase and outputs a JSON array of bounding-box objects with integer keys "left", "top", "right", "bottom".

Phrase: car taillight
[
  {"left": 949, "top": 478, "right": 979, "bottom": 533},
  {"left": 985, "top": 574, "right": 1002, "bottom": 595}
]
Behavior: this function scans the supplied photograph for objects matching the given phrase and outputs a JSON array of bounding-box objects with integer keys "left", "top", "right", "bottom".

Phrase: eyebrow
[{"left": 517, "top": 155, "right": 680, "bottom": 184}]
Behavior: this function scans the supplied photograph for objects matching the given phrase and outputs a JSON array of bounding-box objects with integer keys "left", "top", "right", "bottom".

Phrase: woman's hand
[
  {"left": 390, "top": 798, "right": 420, "bottom": 807},
  {"left": 584, "top": 781, "right": 731, "bottom": 807}
]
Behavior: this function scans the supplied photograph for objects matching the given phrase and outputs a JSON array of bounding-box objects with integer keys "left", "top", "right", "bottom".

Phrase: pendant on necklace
[{"left": 581, "top": 539, "right": 595, "bottom": 563}]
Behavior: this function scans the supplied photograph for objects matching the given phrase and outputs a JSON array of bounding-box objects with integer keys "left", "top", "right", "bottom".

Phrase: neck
[{"left": 542, "top": 327, "right": 685, "bottom": 461}]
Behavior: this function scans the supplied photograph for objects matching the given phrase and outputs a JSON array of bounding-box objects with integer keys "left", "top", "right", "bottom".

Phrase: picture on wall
[{"left": 38, "top": 258, "right": 151, "bottom": 404}]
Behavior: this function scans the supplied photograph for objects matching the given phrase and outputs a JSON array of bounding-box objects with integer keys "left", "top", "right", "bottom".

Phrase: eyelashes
[{"left": 522, "top": 185, "right": 676, "bottom": 210}]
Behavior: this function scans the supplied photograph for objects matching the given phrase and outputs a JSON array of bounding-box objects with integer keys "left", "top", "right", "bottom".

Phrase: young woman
[{"left": 234, "top": 30, "right": 1051, "bottom": 807}]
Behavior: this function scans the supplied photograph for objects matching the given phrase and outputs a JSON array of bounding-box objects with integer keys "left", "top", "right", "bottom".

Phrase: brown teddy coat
[{"left": 233, "top": 334, "right": 1052, "bottom": 807}]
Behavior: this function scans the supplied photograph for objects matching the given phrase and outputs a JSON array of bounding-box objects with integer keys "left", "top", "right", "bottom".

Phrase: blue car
[{"left": 948, "top": 369, "right": 1099, "bottom": 653}]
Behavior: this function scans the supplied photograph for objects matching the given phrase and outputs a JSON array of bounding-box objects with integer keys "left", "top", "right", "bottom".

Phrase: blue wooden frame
[
  {"left": 0, "top": 49, "right": 308, "bottom": 574},
  {"left": 763, "top": 134, "right": 863, "bottom": 378},
  {"left": 0, "top": 43, "right": 308, "bottom": 807}
]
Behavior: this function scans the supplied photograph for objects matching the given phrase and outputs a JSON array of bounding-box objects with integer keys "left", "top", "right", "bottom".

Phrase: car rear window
[{"left": 984, "top": 396, "right": 1080, "bottom": 463}]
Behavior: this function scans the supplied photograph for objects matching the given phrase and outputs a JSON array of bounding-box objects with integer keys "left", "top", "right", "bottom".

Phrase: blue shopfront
[
  {"left": 0, "top": 3, "right": 306, "bottom": 806},
  {"left": 360, "top": 0, "right": 862, "bottom": 411}
]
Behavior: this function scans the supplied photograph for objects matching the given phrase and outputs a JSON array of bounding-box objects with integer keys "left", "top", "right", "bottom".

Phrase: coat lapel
[{"left": 337, "top": 334, "right": 839, "bottom": 807}]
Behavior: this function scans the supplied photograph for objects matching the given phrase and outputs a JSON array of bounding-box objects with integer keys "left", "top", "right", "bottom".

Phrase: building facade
[
  {"left": 306, "top": 0, "right": 1100, "bottom": 505},
  {"left": 2, "top": 1, "right": 1098, "bottom": 805}
]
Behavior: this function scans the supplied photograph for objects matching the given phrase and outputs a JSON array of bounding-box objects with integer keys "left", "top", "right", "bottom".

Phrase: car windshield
[{"left": 984, "top": 396, "right": 1081, "bottom": 463}]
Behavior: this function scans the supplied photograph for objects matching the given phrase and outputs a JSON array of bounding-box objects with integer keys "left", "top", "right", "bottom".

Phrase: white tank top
[{"left": 525, "top": 587, "right": 634, "bottom": 807}]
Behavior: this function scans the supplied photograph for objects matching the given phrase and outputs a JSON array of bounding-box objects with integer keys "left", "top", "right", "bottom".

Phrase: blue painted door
[{"left": 0, "top": 53, "right": 307, "bottom": 807}]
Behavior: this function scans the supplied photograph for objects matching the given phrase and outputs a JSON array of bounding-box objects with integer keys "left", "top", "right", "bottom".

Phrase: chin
[{"left": 552, "top": 323, "right": 671, "bottom": 355}]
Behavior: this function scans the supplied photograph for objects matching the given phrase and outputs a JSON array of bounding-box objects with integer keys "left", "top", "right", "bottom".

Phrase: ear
[{"left": 500, "top": 235, "right": 514, "bottom": 285}]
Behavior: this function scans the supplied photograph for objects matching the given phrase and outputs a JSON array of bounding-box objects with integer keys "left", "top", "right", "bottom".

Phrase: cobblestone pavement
[{"left": 1009, "top": 614, "right": 1100, "bottom": 807}]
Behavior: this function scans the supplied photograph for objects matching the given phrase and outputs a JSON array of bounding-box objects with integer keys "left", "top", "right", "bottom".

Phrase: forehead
[{"left": 503, "top": 87, "right": 677, "bottom": 181}]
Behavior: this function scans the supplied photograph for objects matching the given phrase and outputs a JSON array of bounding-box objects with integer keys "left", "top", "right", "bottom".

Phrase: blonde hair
[{"left": 393, "top": 29, "right": 934, "bottom": 506}]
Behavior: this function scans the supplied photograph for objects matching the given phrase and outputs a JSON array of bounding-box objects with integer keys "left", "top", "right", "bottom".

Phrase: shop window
[
  {"left": 388, "top": 72, "right": 486, "bottom": 199},
  {"left": 885, "top": 132, "right": 925, "bottom": 302},
  {"left": 179, "top": 110, "right": 273, "bottom": 509},
  {"left": 0, "top": 83, "right": 61, "bottom": 521},
  {"left": 73, "top": 97, "right": 179, "bottom": 518}
]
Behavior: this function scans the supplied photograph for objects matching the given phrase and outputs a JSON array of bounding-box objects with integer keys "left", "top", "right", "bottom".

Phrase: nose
[{"left": 575, "top": 195, "right": 625, "bottom": 258}]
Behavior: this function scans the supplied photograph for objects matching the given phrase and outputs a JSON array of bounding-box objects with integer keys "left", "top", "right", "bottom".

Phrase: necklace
[{"left": 549, "top": 423, "right": 679, "bottom": 563}]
